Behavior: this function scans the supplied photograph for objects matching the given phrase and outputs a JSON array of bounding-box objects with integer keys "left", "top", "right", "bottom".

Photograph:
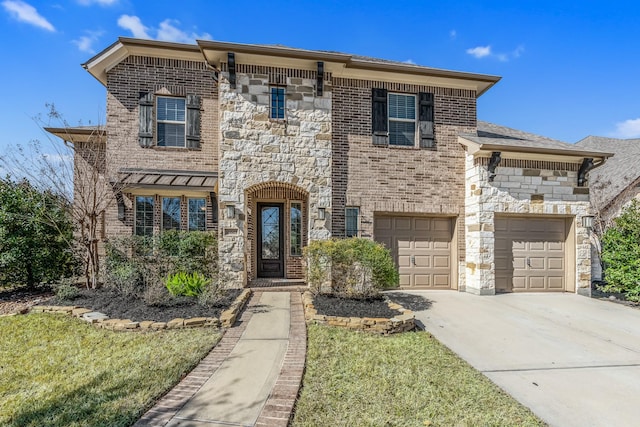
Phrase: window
[
  {"left": 162, "top": 197, "right": 181, "bottom": 231},
  {"left": 135, "top": 196, "right": 154, "bottom": 236},
  {"left": 388, "top": 93, "right": 416, "bottom": 146},
  {"left": 270, "top": 87, "right": 285, "bottom": 119},
  {"left": 188, "top": 198, "right": 207, "bottom": 231},
  {"left": 290, "top": 202, "right": 302, "bottom": 256},
  {"left": 157, "top": 97, "right": 186, "bottom": 147},
  {"left": 345, "top": 207, "right": 359, "bottom": 237}
]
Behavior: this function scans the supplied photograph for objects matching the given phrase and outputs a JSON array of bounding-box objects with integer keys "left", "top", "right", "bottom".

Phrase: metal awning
[{"left": 118, "top": 168, "right": 217, "bottom": 191}]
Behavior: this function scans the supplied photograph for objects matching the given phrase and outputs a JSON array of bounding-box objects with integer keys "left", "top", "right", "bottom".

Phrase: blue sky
[{"left": 1, "top": 0, "right": 640, "bottom": 167}]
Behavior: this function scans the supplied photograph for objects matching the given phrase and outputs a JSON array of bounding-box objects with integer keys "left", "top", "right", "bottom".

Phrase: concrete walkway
[
  {"left": 135, "top": 291, "right": 306, "bottom": 427},
  {"left": 409, "top": 291, "right": 640, "bottom": 427}
]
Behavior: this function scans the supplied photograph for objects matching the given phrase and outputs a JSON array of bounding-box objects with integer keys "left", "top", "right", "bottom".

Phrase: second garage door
[
  {"left": 374, "top": 216, "right": 454, "bottom": 289},
  {"left": 495, "top": 216, "right": 568, "bottom": 293}
]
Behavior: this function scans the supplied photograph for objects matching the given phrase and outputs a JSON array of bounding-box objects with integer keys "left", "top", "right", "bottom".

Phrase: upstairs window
[
  {"left": 270, "top": 87, "right": 285, "bottom": 119},
  {"left": 345, "top": 207, "right": 359, "bottom": 238},
  {"left": 157, "top": 97, "right": 186, "bottom": 147},
  {"left": 388, "top": 93, "right": 416, "bottom": 146}
]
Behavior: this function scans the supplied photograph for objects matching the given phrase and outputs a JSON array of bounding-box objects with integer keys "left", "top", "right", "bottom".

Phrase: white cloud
[
  {"left": 466, "top": 45, "right": 491, "bottom": 59},
  {"left": 613, "top": 118, "right": 640, "bottom": 139},
  {"left": 77, "top": 0, "right": 118, "bottom": 5},
  {"left": 72, "top": 30, "right": 103, "bottom": 53},
  {"left": 449, "top": 29, "right": 457, "bottom": 40},
  {"left": 403, "top": 59, "right": 416, "bottom": 65},
  {"left": 117, "top": 14, "right": 150, "bottom": 39},
  {"left": 157, "top": 19, "right": 211, "bottom": 43},
  {"left": 2, "top": 0, "right": 55, "bottom": 31},
  {"left": 117, "top": 15, "right": 211, "bottom": 43},
  {"left": 466, "top": 44, "right": 525, "bottom": 62}
]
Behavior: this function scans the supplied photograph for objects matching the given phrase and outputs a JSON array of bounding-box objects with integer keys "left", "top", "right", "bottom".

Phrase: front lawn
[
  {"left": 0, "top": 313, "right": 221, "bottom": 427},
  {"left": 292, "top": 324, "right": 543, "bottom": 427}
]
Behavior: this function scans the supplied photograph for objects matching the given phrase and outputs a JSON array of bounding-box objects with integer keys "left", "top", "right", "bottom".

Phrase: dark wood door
[{"left": 257, "top": 203, "right": 284, "bottom": 277}]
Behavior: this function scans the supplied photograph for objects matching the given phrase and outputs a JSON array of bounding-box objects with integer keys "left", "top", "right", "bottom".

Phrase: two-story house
[{"left": 49, "top": 37, "right": 611, "bottom": 295}]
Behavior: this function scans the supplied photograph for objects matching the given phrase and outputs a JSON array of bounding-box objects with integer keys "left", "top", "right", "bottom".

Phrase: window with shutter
[
  {"left": 138, "top": 92, "right": 154, "bottom": 148},
  {"left": 157, "top": 97, "right": 186, "bottom": 147},
  {"left": 418, "top": 92, "right": 435, "bottom": 148},
  {"left": 388, "top": 93, "right": 416, "bottom": 146},
  {"left": 186, "top": 94, "right": 201, "bottom": 149}
]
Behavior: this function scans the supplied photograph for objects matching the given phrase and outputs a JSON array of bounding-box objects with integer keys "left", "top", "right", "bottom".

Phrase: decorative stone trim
[
  {"left": 301, "top": 291, "right": 415, "bottom": 335},
  {"left": 28, "top": 289, "right": 252, "bottom": 332}
]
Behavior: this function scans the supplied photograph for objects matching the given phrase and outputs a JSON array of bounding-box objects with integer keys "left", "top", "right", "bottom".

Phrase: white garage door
[
  {"left": 495, "top": 216, "right": 567, "bottom": 292},
  {"left": 375, "top": 216, "right": 454, "bottom": 289}
]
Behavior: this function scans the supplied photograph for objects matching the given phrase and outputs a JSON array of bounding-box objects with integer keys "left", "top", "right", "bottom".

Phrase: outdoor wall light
[
  {"left": 582, "top": 215, "right": 594, "bottom": 229},
  {"left": 318, "top": 207, "right": 326, "bottom": 220},
  {"left": 226, "top": 205, "right": 235, "bottom": 219}
]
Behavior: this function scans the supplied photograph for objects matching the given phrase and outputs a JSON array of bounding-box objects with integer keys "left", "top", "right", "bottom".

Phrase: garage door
[
  {"left": 495, "top": 216, "right": 567, "bottom": 292},
  {"left": 375, "top": 216, "right": 453, "bottom": 288}
]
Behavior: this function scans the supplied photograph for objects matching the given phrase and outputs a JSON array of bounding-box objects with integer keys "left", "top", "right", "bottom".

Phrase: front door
[{"left": 257, "top": 203, "right": 284, "bottom": 277}]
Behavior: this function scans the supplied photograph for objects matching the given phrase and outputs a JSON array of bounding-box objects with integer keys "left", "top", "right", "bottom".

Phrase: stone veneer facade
[
  {"left": 217, "top": 66, "right": 332, "bottom": 286},
  {"left": 465, "top": 155, "right": 592, "bottom": 295}
]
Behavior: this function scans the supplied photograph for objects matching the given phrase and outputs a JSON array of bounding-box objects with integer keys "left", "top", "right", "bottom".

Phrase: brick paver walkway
[{"left": 134, "top": 290, "right": 306, "bottom": 427}]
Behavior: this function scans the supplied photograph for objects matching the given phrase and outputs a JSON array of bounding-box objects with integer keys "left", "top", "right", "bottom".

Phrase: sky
[{"left": 1, "top": 0, "right": 640, "bottom": 173}]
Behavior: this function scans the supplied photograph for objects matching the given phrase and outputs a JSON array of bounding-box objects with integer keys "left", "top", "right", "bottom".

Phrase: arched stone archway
[{"left": 246, "top": 181, "right": 309, "bottom": 281}]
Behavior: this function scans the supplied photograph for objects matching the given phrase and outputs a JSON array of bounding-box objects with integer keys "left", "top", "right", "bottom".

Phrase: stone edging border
[
  {"left": 26, "top": 289, "right": 252, "bottom": 331},
  {"left": 302, "top": 291, "right": 415, "bottom": 335}
]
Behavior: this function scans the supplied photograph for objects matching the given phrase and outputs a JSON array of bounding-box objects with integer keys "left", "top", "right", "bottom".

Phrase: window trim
[
  {"left": 290, "top": 201, "right": 303, "bottom": 257},
  {"left": 388, "top": 92, "right": 417, "bottom": 147},
  {"left": 134, "top": 195, "right": 154, "bottom": 237},
  {"left": 161, "top": 196, "right": 181, "bottom": 231},
  {"left": 345, "top": 207, "right": 360, "bottom": 238},
  {"left": 156, "top": 96, "right": 187, "bottom": 147},
  {"left": 187, "top": 197, "right": 207, "bottom": 231},
  {"left": 270, "top": 86, "right": 286, "bottom": 120}
]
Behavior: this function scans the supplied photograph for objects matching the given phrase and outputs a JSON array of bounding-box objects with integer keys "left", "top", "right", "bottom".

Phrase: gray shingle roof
[
  {"left": 576, "top": 136, "right": 640, "bottom": 209},
  {"left": 460, "top": 121, "right": 612, "bottom": 156}
]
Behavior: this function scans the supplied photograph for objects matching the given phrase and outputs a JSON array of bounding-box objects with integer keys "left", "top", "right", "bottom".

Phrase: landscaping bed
[
  {"left": 312, "top": 294, "right": 400, "bottom": 318},
  {"left": 51, "top": 287, "right": 242, "bottom": 323},
  {"left": 0, "top": 286, "right": 53, "bottom": 316}
]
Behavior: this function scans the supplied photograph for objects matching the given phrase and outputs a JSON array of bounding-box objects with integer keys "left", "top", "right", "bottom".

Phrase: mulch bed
[
  {"left": 312, "top": 294, "right": 401, "bottom": 318},
  {"left": 51, "top": 288, "right": 242, "bottom": 323},
  {"left": 0, "top": 287, "right": 54, "bottom": 316}
]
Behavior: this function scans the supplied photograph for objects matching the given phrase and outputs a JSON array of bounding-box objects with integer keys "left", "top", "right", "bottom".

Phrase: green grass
[
  {"left": 0, "top": 313, "right": 221, "bottom": 427},
  {"left": 292, "top": 324, "right": 544, "bottom": 427}
]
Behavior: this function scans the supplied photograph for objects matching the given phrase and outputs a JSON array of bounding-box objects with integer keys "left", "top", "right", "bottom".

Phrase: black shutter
[
  {"left": 418, "top": 92, "right": 435, "bottom": 148},
  {"left": 186, "top": 94, "right": 201, "bottom": 149},
  {"left": 372, "top": 88, "right": 388, "bottom": 146},
  {"left": 138, "top": 91, "right": 153, "bottom": 148}
]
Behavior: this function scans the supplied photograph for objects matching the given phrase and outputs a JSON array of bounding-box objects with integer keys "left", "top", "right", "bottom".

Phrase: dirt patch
[
  {"left": 0, "top": 287, "right": 54, "bottom": 316},
  {"left": 313, "top": 294, "right": 401, "bottom": 318},
  {"left": 592, "top": 284, "right": 640, "bottom": 309},
  {"left": 50, "top": 288, "right": 242, "bottom": 323}
]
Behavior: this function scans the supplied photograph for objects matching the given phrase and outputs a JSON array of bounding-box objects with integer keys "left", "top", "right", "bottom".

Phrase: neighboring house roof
[
  {"left": 84, "top": 37, "right": 501, "bottom": 96},
  {"left": 119, "top": 168, "right": 218, "bottom": 191},
  {"left": 459, "top": 121, "right": 613, "bottom": 160},
  {"left": 576, "top": 136, "right": 640, "bottom": 211},
  {"left": 44, "top": 126, "right": 106, "bottom": 144}
]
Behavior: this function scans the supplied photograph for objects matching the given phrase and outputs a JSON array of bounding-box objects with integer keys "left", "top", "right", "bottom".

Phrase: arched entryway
[{"left": 246, "top": 182, "right": 309, "bottom": 281}]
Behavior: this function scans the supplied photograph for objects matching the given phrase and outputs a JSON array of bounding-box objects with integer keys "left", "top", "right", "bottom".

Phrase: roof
[
  {"left": 84, "top": 37, "right": 500, "bottom": 96},
  {"left": 45, "top": 126, "right": 106, "bottom": 144},
  {"left": 119, "top": 168, "right": 217, "bottom": 191},
  {"left": 459, "top": 121, "right": 613, "bottom": 160},
  {"left": 576, "top": 136, "right": 640, "bottom": 210}
]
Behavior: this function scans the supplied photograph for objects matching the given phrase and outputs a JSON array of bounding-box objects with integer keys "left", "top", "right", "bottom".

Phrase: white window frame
[
  {"left": 388, "top": 93, "right": 417, "bottom": 147},
  {"left": 156, "top": 96, "right": 186, "bottom": 147}
]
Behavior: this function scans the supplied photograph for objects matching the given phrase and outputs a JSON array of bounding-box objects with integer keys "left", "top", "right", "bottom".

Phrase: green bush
[
  {"left": 305, "top": 238, "right": 399, "bottom": 298},
  {"left": 104, "top": 231, "right": 219, "bottom": 304},
  {"left": 165, "top": 271, "right": 210, "bottom": 297},
  {"left": 53, "top": 280, "right": 80, "bottom": 300},
  {"left": 601, "top": 200, "right": 640, "bottom": 301}
]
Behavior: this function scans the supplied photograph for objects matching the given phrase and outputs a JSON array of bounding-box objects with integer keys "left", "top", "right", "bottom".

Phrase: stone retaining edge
[
  {"left": 302, "top": 291, "right": 415, "bottom": 335},
  {"left": 26, "top": 289, "right": 253, "bottom": 332}
]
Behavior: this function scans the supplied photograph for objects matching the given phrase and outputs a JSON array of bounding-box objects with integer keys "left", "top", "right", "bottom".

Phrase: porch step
[{"left": 249, "top": 279, "right": 307, "bottom": 291}]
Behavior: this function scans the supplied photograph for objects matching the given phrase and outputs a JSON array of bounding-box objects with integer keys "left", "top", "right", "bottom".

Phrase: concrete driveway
[{"left": 407, "top": 291, "right": 640, "bottom": 427}]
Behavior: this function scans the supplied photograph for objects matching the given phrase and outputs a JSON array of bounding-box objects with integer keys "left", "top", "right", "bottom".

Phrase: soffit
[{"left": 44, "top": 126, "right": 107, "bottom": 144}]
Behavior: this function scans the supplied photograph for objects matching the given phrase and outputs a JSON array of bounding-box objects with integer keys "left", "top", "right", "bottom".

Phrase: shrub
[
  {"left": 305, "top": 238, "right": 399, "bottom": 299},
  {"left": 165, "top": 272, "right": 210, "bottom": 297},
  {"left": 53, "top": 280, "right": 80, "bottom": 300},
  {"left": 104, "top": 232, "right": 218, "bottom": 304},
  {"left": 601, "top": 200, "right": 640, "bottom": 301}
]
